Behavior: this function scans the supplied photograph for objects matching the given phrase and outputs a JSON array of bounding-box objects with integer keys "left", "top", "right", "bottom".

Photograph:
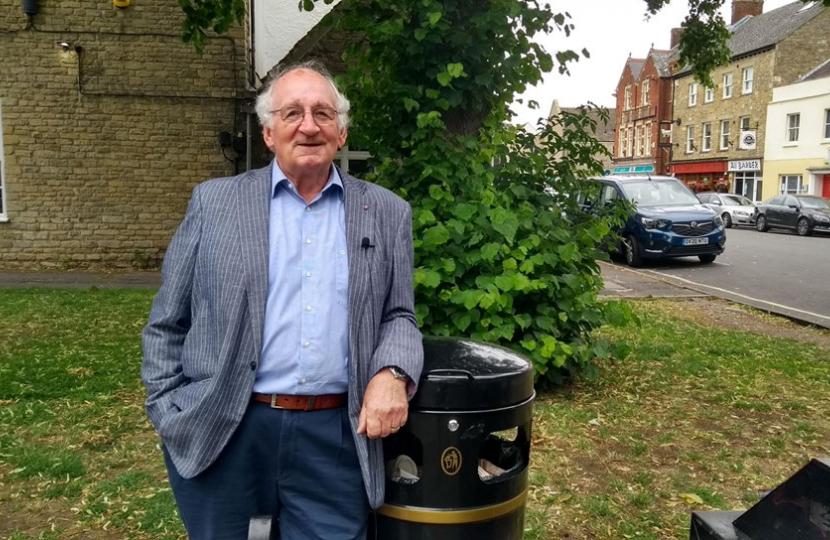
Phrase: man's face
[{"left": 262, "top": 70, "right": 347, "bottom": 178}]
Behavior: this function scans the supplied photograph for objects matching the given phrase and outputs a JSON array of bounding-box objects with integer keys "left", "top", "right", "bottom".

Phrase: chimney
[
  {"left": 732, "top": 0, "right": 764, "bottom": 25},
  {"left": 670, "top": 28, "right": 683, "bottom": 49}
]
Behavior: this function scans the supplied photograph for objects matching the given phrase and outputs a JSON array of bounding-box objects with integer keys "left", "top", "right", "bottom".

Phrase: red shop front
[{"left": 670, "top": 160, "right": 728, "bottom": 191}]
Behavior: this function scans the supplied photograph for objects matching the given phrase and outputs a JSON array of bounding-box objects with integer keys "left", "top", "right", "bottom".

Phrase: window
[
  {"left": 781, "top": 175, "right": 804, "bottom": 194},
  {"left": 704, "top": 86, "right": 714, "bottom": 103},
  {"left": 686, "top": 126, "right": 695, "bottom": 153},
  {"left": 723, "top": 73, "right": 733, "bottom": 98},
  {"left": 689, "top": 83, "right": 698, "bottom": 106},
  {"left": 624, "top": 85, "right": 632, "bottom": 110},
  {"left": 742, "top": 67, "right": 754, "bottom": 94},
  {"left": 0, "top": 101, "right": 5, "bottom": 221},
  {"left": 627, "top": 127, "right": 633, "bottom": 157},
  {"left": 619, "top": 129, "right": 627, "bottom": 157},
  {"left": 720, "top": 119, "right": 730, "bottom": 150},
  {"left": 824, "top": 109, "right": 830, "bottom": 139},
  {"left": 335, "top": 145, "right": 372, "bottom": 175},
  {"left": 740, "top": 116, "right": 751, "bottom": 131},
  {"left": 641, "top": 80, "right": 650, "bottom": 106},
  {"left": 644, "top": 122, "right": 652, "bottom": 157},
  {"left": 634, "top": 125, "right": 642, "bottom": 157},
  {"left": 787, "top": 113, "right": 800, "bottom": 143},
  {"left": 702, "top": 122, "right": 712, "bottom": 151}
]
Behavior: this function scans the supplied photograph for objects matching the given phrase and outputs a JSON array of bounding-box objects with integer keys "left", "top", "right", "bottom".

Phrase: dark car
[
  {"left": 755, "top": 195, "right": 830, "bottom": 236},
  {"left": 580, "top": 175, "right": 726, "bottom": 267}
]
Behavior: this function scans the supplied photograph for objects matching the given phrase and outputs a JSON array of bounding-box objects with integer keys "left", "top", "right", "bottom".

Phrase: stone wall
[
  {"left": 774, "top": 9, "right": 830, "bottom": 86},
  {"left": 0, "top": 0, "right": 250, "bottom": 268}
]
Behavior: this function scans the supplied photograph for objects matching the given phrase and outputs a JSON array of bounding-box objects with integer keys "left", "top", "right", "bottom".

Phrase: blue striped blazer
[{"left": 141, "top": 165, "right": 423, "bottom": 509}]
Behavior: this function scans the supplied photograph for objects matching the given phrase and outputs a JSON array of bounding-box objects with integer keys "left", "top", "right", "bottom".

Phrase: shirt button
[
  {"left": 305, "top": 271, "right": 312, "bottom": 278},
  {"left": 306, "top": 305, "right": 312, "bottom": 312},
  {"left": 305, "top": 206, "right": 311, "bottom": 212},
  {"left": 306, "top": 238, "right": 312, "bottom": 244},
  {"left": 339, "top": 249, "right": 345, "bottom": 255},
  {"left": 300, "top": 378, "right": 306, "bottom": 385},
  {"left": 303, "top": 341, "right": 310, "bottom": 348},
  {"left": 250, "top": 361, "right": 257, "bottom": 371}
]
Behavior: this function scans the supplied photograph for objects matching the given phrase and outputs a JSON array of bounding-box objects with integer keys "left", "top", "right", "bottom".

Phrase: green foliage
[
  {"left": 178, "top": 0, "right": 245, "bottom": 53},
  {"left": 318, "top": 0, "right": 636, "bottom": 383}
]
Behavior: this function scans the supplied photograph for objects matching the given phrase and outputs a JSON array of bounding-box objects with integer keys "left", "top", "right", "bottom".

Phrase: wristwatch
[{"left": 387, "top": 366, "right": 410, "bottom": 382}]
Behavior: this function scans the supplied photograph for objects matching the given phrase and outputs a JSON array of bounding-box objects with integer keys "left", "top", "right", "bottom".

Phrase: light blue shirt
[{"left": 254, "top": 161, "right": 349, "bottom": 395}]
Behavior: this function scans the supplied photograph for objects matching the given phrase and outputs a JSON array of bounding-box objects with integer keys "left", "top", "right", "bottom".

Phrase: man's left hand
[{"left": 357, "top": 368, "right": 408, "bottom": 439}]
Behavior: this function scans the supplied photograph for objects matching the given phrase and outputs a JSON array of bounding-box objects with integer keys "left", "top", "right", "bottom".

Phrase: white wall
[
  {"left": 253, "top": 0, "right": 341, "bottom": 83},
  {"left": 765, "top": 76, "right": 830, "bottom": 161}
]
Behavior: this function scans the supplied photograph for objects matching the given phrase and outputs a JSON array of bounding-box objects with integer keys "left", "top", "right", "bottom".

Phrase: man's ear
[
  {"left": 338, "top": 128, "right": 348, "bottom": 149},
  {"left": 262, "top": 124, "right": 275, "bottom": 150}
]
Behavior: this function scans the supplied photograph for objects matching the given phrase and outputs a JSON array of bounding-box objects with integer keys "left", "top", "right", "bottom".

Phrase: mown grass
[{"left": 1, "top": 289, "right": 829, "bottom": 539}]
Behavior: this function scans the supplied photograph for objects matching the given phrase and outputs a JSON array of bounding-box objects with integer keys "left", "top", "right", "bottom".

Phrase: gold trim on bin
[{"left": 376, "top": 490, "right": 527, "bottom": 524}]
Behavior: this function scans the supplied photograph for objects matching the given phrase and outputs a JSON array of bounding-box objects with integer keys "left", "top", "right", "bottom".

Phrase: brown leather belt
[{"left": 251, "top": 393, "right": 347, "bottom": 411}]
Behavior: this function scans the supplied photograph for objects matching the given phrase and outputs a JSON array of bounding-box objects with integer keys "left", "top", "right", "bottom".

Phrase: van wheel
[
  {"left": 699, "top": 254, "right": 717, "bottom": 264},
  {"left": 624, "top": 236, "right": 643, "bottom": 268}
]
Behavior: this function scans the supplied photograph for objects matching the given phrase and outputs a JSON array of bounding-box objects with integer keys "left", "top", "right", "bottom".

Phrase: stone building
[
  {"left": 670, "top": 0, "right": 830, "bottom": 202},
  {"left": 547, "top": 99, "right": 617, "bottom": 173},
  {"left": 611, "top": 49, "right": 674, "bottom": 176},
  {"left": 0, "top": 0, "right": 250, "bottom": 268}
]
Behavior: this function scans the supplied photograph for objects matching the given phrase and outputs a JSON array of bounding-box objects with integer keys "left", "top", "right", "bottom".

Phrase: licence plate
[{"left": 683, "top": 237, "right": 709, "bottom": 246}]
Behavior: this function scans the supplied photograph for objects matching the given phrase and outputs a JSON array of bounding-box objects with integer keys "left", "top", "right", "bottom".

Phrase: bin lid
[{"left": 411, "top": 336, "right": 534, "bottom": 411}]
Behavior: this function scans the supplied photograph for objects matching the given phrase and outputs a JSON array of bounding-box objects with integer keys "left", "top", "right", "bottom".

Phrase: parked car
[
  {"left": 579, "top": 175, "right": 726, "bottom": 267},
  {"left": 697, "top": 192, "right": 756, "bottom": 228},
  {"left": 755, "top": 195, "right": 830, "bottom": 236}
]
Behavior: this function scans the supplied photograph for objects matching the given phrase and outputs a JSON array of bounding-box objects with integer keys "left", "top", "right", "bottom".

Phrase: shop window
[{"left": 781, "top": 175, "right": 804, "bottom": 194}]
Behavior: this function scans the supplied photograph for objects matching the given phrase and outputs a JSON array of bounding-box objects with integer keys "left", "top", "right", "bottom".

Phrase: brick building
[
  {"left": 611, "top": 49, "right": 674, "bottom": 176},
  {"left": 670, "top": 0, "right": 830, "bottom": 202}
]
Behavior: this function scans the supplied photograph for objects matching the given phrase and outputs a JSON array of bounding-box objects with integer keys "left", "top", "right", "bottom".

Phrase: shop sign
[
  {"left": 739, "top": 130, "right": 757, "bottom": 150},
  {"left": 613, "top": 165, "right": 655, "bottom": 174},
  {"left": 728, "top": 159, "right": 761, "bottom": 172}
]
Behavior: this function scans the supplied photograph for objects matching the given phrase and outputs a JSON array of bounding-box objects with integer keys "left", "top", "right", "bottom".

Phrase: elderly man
[{"left": 142, "top": 60, "right": 423, "bottom": 539}]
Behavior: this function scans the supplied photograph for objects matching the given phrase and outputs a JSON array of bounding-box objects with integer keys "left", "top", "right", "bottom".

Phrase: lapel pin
[{"left": 363, "top": 205, "right": 369, "bottom": 210}]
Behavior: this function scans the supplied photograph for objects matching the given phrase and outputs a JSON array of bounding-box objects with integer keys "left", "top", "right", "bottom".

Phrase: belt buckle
[
  {"left": 303, "top": 396, "right": 316, "bottom": 411},
  {"left": 269, "top": 395, "right": 286, "bottom": 410}
]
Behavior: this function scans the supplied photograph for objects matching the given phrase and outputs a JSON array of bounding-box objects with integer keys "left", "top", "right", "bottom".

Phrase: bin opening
[
  {"left": 383, "top": 431, "right": 423, "bottom": 485},
  {"left": 477, "top": 427, "right": 528, "bottom": 482}
]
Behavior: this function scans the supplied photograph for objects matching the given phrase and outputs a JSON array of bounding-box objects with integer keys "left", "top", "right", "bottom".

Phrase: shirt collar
[{"left": 270, "top": 160, "right": 344, "bottom": 202}]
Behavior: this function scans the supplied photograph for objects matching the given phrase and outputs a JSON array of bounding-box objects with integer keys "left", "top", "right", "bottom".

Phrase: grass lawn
[{"left": 1, "top": 289, "right": 829, "bottom": 539}]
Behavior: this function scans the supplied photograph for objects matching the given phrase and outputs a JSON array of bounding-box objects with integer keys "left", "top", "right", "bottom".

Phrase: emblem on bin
[{"left": 441, "top": 447, "right": 462, "bottom": 476}]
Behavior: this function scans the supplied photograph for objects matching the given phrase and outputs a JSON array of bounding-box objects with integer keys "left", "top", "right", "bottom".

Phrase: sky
[{"left": 511, "top": 0, "right": 794, "bottom": 127}]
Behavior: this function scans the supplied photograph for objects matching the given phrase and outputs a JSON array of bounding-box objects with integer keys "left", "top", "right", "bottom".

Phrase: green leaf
[
  {"left": 422, "top": 224, "right": 450, "bottom": 248},
  {"left": 452, "top": 203, "right": 478, "bottom": 221},
  {"left": 437, "top": 72, "right": 452, "bottom": 86},
  {"left": 427, "top": 11, "right": 442, "bottom": 26},
  {"left": 480, "top": 243, "right": 501, "bottom": 262}
]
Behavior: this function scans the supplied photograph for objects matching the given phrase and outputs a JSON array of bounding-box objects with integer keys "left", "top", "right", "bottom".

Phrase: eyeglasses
[{"left": 271, "top": 106, "right": 338, "bottom": 126}]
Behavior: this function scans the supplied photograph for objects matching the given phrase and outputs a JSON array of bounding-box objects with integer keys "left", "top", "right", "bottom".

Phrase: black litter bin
[{"left": 376, "top": 336, "right": 535, "bottom": 540}]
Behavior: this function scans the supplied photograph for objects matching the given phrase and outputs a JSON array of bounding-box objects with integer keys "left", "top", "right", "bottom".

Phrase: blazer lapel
[
  {"left": 237, "top": 166, "right": 271, "bottom": 356},
  {"left": 343, "top": 171, "right": 375, "bottom": 341}
]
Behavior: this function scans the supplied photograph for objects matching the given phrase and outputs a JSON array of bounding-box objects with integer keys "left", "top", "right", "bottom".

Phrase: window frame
[
  {"left": 824, "top": 109, "right": 830, "bottom": 140},
  {"left": 627, "top": 127, "right": 633, "bottom": 157},
  {"left": 722, "top": 73, "right": 733, "bottom": 99},
  {"left": 686, "top": 125, "right": 696, "bottom": 153},
  {"left": 689, "top": 83, "right": 698, "bottom": 106},
  {"left": 641, "top": 79, "right": 650, "bottom": 106},
  {"left": 624, "top": 85, "right": 632, "bottom": 110},
  {"left": 739, "top": 116, "right": 751, "bottom": 132},
  {"left": 644, "top": 122, "right": 652, "bottom": 157},
  {"left": 720, "top": 119, "right": 730, "bottom": 150},
  {"left": 742, "top": 67, "right": 754, "bottom": 94},
  {"left": 780, "top": 175, "right": 804, "bottom": 195},
  {"left": 701, "top": 122, "right": 712, "bottom": 152},
  {"left": 335, "top": 144, "right": 372, "bottom": 174},
  {"left": 786, "top": 113, "right": 800, "bottom": 143},
  {"left": 704, "top": 86, "right": 715, "bottom": 103}
]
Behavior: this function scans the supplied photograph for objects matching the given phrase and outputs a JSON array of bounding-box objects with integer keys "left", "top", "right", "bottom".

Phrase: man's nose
[{"left": 298, "top": 111, "right": 320, "bottom": 133}]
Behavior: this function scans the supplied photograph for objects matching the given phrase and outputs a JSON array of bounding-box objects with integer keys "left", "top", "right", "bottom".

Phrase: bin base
[{"left": 375, "top": 507, "right": 525, "bottom": 540}]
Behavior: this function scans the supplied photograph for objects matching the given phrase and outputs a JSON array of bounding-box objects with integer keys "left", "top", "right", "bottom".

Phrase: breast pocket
[{"left": 336, "top": 243, "right": 349, "bottom": 308}]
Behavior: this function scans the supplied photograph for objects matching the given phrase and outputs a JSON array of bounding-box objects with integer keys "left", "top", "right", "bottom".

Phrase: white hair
[{"left": 254, "top": 60, "right": 351, "bottom": 130}]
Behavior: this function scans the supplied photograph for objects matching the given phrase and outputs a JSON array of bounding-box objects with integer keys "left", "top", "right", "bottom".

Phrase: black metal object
[
  {"left": 376, "top": 336, "right": 535, "bottom": 540},
  {"left": 21, "top": 0, "right": 38, "bottom": 15},
  {"left": 688, "top": 458, "right": 830, "bottom": 540}
]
